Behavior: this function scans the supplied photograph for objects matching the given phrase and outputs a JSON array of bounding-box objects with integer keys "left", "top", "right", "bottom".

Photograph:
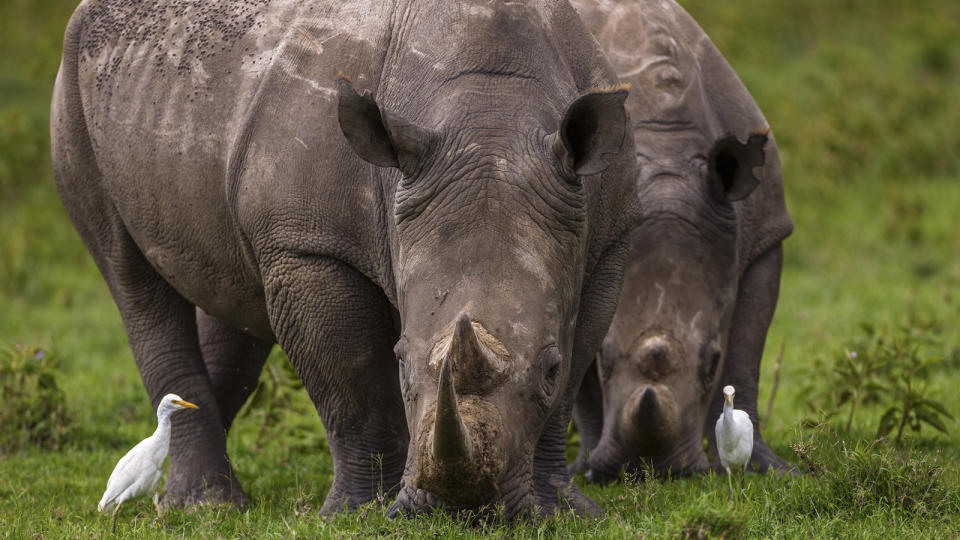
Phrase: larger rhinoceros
[
  {"left": 52, "top": 0, "right": 641, "bottom": 517},
  {"left": 567, "top": 0, "right": 793, "bottom": 479}
]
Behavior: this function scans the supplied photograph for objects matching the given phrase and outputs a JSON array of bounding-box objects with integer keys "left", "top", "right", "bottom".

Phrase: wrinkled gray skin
[
  {"left": 567, "top": 0, "right": 793, "bottom": 480},
  {"left": 52, "top": 0, "right": 641, "bottom": 518}
]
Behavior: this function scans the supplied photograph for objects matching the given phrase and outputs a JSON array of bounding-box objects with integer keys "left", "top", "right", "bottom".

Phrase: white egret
[
  {"left": 98, "top": 393, "right": 199, "bottom": 532},
  {"left": 714, "top": 385, "right": 753, "bottom": 501}
]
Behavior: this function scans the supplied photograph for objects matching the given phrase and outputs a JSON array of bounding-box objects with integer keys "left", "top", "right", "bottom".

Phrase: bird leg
[
  {"left": 726, "top": 467, "right": 734, "bottom": 502},
  {"left": 154, "top": 491, "right": 171, "bottom": 530},
  {"left": 111, "top": 503, "right": 121, "bottom": 534}
]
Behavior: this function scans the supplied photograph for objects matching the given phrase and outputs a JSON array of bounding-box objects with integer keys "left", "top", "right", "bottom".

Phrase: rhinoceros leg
[
  {"left": 534, "top": 399, "right": 601, "bottom": 516},
  {"left": 535, "top": 352, "right": 608, "bottom": 514},
  {"left": 704, "top": 243, "right": 792, "bottom": 472},
  {"left": 263, "top": 256, "right": 407, "bottom": 514},
  {"left": 53, "top": 74, "right": 243, "bottom": 508},
  {"left": 570, "top": 357, "right": 604, "bottom": 475},
  {"left": 69, "top": 214, "right": 244, "bottom": 506},
  {"left": 196, "top": 308, "right": 273, "bottom": 433}
]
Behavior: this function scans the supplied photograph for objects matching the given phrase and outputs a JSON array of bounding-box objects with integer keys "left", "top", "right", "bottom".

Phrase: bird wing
[
  {"left": 113, "top": 465, "right": 163, "bottom": 510},
  {"left": 731, "top": 410, "right": 755, "bottom": 468},
  {"left": 734, "top": 410, "right": 754, "bottom": 440},
  {"left": 98, "top": 436, "right": 164, "bottom": 512},
  {"left": 105, "top": 439, "right": 146, "bottom": 485},
  {"left": 714, "top": 415, "right": 731, "bottom": 468},
  {"left": 715, "top": 410, "right": 755, "bottom": 469}
]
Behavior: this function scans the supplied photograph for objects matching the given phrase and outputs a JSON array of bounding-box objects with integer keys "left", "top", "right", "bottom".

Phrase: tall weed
[{"left": 0, "top": 343, "right": 72, "bottom": 452}]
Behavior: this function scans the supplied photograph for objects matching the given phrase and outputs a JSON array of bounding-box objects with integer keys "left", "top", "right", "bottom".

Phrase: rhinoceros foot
[
  {"left": 542, "top": 483, "right": 601, "bottom": 517},
  {"left": 710, "top": 434, "right": 797, "bottom": 475},
  {"left": 747, "top": 436, "right": 798, "bottom": 474},
  {"left": 567, "top": 452, "right": 588, "bottom": 476},
  {"left": 159, "top": 468, "right": 250, "bottom": 509}
]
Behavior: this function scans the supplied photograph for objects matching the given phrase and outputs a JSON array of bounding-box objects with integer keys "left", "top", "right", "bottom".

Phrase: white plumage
[
  {"left": 714, "top": 385, "right": 753, "bottom": 500},
  {"left": 98, "top": 393, "right": 198, "bottom": 531}
]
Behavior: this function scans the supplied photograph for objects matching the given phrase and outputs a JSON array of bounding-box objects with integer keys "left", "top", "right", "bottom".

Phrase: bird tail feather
[{"left": 98, "top": 494, "right": 115, "bottom": 513}]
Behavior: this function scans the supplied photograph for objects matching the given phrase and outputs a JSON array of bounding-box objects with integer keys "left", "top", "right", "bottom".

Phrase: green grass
[{"left": 2, "top": 0, "right": 959, "bottom": 537}]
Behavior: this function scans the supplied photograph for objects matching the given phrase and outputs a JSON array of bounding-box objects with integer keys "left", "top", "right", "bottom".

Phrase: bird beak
[
  {"left": 724, "top": 394, "right": 733, "bottom": 407},
  {"left": 172, "top": 399, "right": 199, "bottom": 409}
]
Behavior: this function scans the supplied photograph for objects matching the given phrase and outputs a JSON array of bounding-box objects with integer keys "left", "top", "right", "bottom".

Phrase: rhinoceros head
[
  {"left": 586, "top": 130, "right": 766, "bottom": 481},
  {"left": 337, "top": 71, "right": 635, "bottom": 514}
]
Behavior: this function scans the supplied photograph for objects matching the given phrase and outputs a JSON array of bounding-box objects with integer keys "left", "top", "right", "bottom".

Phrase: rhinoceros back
[
  {"left": 54, "top": 0, "right": 395, "bottom": 331},
  {"left": 571, "top": 0, "right": 793, "bottom": 271}
]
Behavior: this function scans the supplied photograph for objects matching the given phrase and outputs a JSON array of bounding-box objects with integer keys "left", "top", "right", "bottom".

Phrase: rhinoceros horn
[
  {"left": 631, "top": 386, "right": 671, "bottom": 454},
  {"left": 433, "top": 353, "right": 473, "bottom": 464},
  {"left": 635, "top": 386, "right": 664, "bottom": 426}
]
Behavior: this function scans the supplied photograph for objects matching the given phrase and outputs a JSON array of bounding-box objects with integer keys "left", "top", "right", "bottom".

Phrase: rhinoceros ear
[
  {"left": 337, "top": 78, "right": 436, "bottom": 174},
  {"left": 707, "top": 132, "right": 767, "bottom": 201},
  {"left": 552, "top": 87, "right": 630, "bottom": 177}
]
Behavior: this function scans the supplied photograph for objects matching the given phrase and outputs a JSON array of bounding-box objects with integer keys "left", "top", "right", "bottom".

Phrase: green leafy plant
[
  {"left": 0, "top": 343, "right": 72, "bottom": 452},
  {"left": 875, "top": 330, "right": 954, "bottom": 444},
  {"left": 806, "top": 323, "right": 953, "bottom": 444},
  {"left": 835, "top": 345, "right": 889, "bottom": 437},
  {"left": 804, "top": 324, "right": 888, "bottom": 436}
]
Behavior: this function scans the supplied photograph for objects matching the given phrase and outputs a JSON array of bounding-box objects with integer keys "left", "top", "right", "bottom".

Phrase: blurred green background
[{"left": 1, "top": 0, "right": 958, "bottom": 537}]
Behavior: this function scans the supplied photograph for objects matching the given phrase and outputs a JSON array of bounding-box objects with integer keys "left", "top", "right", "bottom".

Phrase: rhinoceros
[
  {"left": 567, "top": 0, "right": 793, "bottom": 479},
  {"left": 52, "top": 0, "right": 641, "bottom": 517}
]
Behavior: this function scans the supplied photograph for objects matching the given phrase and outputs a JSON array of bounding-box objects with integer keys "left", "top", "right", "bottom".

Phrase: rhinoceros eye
[
  {"left": 394, "top": 338, "right": 407, "bottom": 368},
  {"left": 394, "top": 337, "right": 412, "bottom": 397},
  {"left": 700, "top": 345, "right": 722, "bottom": 389},
  {"left": 537, "top": 345, "right": 564, "bottom": 402}
]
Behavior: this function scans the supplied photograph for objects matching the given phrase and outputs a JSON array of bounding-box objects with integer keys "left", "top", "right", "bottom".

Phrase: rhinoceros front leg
[
  {"left": 535, "top": 312, "right": 615, "bottom": 515},
  {"left": 534, "top": 398, "right": 601, "bottom": 516},
  {"left": 704, "top": 243, "right": 792, "bottom": 472},
  {"left": 263, "top": 256, "right": 408, "bottom": 514},
  {"left": 535, "top": 243, "right": 631, "bottom": 514},
  {"left": 569, "top": 357, "right": 604, "bottom": 476}
]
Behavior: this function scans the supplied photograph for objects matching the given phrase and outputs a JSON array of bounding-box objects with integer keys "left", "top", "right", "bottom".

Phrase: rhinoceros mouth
[
  {"left": 586, "top": 429, "right": 710, "bottom": 484},
  {"left": 388, "top": 460, "right": 536, "bottom": 520},
  {"left": 586, "top": 455, "right": 707, "bottom": 484}
]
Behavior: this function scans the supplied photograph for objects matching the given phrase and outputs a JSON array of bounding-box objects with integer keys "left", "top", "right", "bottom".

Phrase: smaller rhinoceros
[{"left": 568, "top": 0, "right": 793, "bottom": 480}]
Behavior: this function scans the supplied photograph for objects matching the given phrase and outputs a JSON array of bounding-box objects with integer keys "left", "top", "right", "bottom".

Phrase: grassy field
[{"left": 2, "top": 0, "right": 959, "bottom": 537}]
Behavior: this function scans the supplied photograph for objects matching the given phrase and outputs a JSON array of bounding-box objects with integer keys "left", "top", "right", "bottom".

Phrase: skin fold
[
  {"left": 568, "top": 0, "right": 794, "bottom": 480},
  {"left": 52, "top": 0, "right": 641, "bottom": 517}
]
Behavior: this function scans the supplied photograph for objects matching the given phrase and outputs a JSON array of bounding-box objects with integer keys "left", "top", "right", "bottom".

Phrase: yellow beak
[
  {"left": 172, "top": 399, "right": 199, "bottom": 409},
  {"left": 724, "top": 394, "right": 733, "bottom": 407}
]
